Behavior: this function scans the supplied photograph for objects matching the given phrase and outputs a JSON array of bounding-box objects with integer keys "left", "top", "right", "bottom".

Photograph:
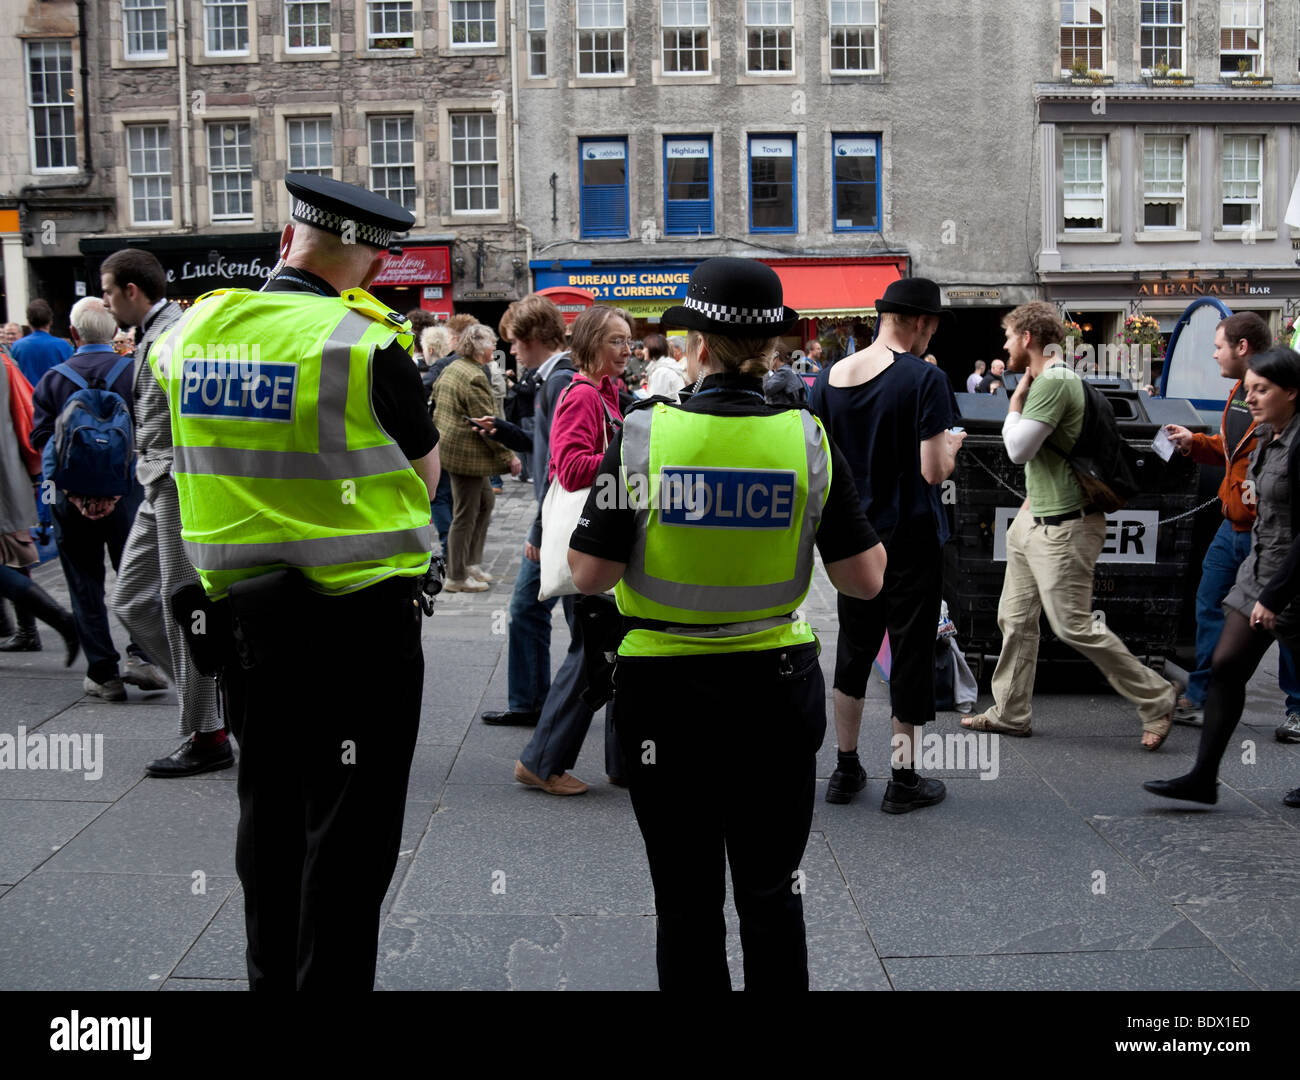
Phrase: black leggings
[{"left": 1191, "top": 609, "right": 1282, "bottom": 784}]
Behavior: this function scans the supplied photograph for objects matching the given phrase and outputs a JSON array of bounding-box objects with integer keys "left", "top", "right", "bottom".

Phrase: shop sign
[
  {"left": 534, "top": 262, "right": 696, "bottom": 302},
  {"left": 1137, "top": 277, "right": 1279, "bottom": 297},
  {"left": 164, "top": 252, "right": 276, "bottom": 290},
  {"left": 422, "top": 286, "right": 444, "bottom": 300},
  {"left": 372, "top": 246, "right": 451, "bottom": 287}
]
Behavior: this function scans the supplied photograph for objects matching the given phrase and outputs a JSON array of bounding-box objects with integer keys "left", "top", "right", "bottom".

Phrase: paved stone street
[{"left": 1, "top": 479, "right": 1297, "bottom": 991}]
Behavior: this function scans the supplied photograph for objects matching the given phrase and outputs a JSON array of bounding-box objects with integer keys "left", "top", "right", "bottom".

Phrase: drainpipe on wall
[
  {"left": 508, "top": 2, "right": 534, "bottom": 288},
  {"left": 176, "top": 0, "right": 193, "bottom": 229}
]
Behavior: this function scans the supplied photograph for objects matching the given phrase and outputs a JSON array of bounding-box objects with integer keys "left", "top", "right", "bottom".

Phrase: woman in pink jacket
[{"left": 514, "top": 305, "right": 629, "bottom": 796}]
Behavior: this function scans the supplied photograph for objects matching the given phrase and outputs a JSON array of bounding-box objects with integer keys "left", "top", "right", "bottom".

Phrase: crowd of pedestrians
[{"left": 2, "top": 234, "right": 1299, "bottom": 992}]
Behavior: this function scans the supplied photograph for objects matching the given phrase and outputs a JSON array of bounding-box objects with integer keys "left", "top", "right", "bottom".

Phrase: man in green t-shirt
[{"left": 962, "top": 302, "right": 1175, "bottom": 748}]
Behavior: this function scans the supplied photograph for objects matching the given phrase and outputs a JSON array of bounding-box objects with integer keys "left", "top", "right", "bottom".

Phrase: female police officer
[{"left": 567, "top": 258, "right": 886, "bottom": 991}]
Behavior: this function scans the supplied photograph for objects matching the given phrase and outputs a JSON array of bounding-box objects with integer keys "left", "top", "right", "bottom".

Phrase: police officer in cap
[
  {"left": 567, "top": 257, "right": 886, "bottom": 990},
  {"left": 150, "top": 175, "right": 440, "bottom": 990}
]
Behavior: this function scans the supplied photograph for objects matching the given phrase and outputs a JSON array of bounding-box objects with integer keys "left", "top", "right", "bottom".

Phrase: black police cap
[{"left": 285, "top": 173, "right": 416, "bottom": 250}]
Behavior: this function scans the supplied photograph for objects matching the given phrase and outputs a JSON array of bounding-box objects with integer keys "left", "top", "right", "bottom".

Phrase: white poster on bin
[{"left": 992, "top": 507, "right": 1160, "bottom": 564}]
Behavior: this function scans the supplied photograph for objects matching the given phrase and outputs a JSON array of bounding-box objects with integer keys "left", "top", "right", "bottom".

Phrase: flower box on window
[
  {"left": 1224, "top": 74, "right": 1272, "bottom": 87},
  {"left": 1145, "top": 71, "right": 1193, "bottom": 87},
  {"left": 1065, "top": 72, "right": 1113, "bottom": 86}
]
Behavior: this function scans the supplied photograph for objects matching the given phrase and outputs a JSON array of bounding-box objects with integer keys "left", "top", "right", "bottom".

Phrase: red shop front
[{"left": 370, "top": 245, "right": 454, "bottom": 318}]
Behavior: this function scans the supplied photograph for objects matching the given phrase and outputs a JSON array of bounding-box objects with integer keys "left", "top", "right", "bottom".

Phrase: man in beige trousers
[{"left": 962, "top": 302, "right": 1175, "bottom": 749}]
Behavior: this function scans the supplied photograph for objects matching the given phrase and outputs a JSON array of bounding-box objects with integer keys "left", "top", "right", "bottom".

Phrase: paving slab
[
  {"left": 393, "top": 784, "right": 648, "bottom": 917},
  {"left": 162, "top": 978, "right": 248, "bottom": 991},
  {"left": 1092, "top": 813, "right": 1300, "bottom": 905},
  {"left": 0, "top": 676, "right": 86, "bottom": 726},
  {"left": 171, "top": 888, "right": 246, "bottom": 981},
  {"left": 0, "top": 799, "right": 110, "bottom": 884},
  {"left": 884, "top": 946, "right": 1254, "bottom": 991},
  {"left": 1176, "top": 899, "right": 1300, "bottom": 990},
  {"left": 0, "top": 872, "right": 236, "bottom": 990},
  {"left": 377, "top": 913, "right": 658, "bottom": 990},
  {"left": 45, "top": 775, "right": 239, "bottom": 877},
  {"left": 827, "top": 777, "right": 1209, "bottom": 957}
]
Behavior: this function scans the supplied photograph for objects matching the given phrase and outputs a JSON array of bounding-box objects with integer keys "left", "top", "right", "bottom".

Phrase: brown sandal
[
  {"left": 961, "top": 713, "right": 1032, "bottom": 737},
  {"left": 1142, "top": 684, "right": 1178, "bottom": 751}
]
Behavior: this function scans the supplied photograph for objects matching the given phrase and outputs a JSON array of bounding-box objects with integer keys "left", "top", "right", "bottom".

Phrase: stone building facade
[
  {"left": 514, "top": 0, "right": 1052, "bottom": 365},
  {"left": 3, "top": 0, "right": 531, "bottom": 329}
]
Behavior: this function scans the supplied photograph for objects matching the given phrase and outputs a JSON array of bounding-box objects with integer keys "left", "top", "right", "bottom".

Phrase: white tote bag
[{"left": 538, "top": 384, "right": 612, "bottom": 601}]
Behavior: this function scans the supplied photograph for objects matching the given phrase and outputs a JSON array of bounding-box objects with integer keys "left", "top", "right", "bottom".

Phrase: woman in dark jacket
[{"left": 1146, "top": 345, "right": 1300, "bottom": 805}]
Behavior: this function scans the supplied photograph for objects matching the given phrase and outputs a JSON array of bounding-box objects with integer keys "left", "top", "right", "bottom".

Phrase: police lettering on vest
[
  {"left": 179, "top": 359, "right": 297, "bottom": 422},
  {"left": 659, "top": 468, "right": 797, "bottom": 529}
]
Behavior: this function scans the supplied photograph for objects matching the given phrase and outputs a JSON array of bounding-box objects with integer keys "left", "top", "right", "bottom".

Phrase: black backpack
[{"left": 1045, "top": 378, "right": 1141, "bottom": 512}]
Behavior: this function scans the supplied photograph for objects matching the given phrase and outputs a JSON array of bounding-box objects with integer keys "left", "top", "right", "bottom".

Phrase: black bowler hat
[
  {"left": 285, "top": 173, "right": 415, "bottom": 250},
  {"left": 875, "top": 277, "right": 952, "bottom": 320},
  {"left": 662, "top": 257, "right": 799, "bottom": 335}
]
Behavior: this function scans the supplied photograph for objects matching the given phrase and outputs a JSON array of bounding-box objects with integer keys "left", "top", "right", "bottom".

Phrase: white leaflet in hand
[{"left": 1152, "top": 427, "right": 1176, "bottom": 462}]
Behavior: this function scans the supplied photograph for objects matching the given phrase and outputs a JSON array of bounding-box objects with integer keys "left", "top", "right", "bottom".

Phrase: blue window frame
[
  {"left": 663, "top": 135, "right": 713, "bottom": 235},
  {"left": 749, "top": 134, "right": 796, "bottom": 233},
  {"left": 579, "top": 138, "right": 629, "bottom": 238},
  {"left": 832, "top": 134, "right": 880, "bottom": 231}
]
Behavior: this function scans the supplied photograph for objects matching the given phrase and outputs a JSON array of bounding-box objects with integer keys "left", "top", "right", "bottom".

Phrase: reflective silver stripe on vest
[
  {"left": 319, "top": 310, "right": 372, "bottom": 453},
  {"left": 184, "top": 524, "right": 433, "bottom": 571},
  {"left": 647, "top": 615, "right": 798, "bottom": 640},
  {"left": 620, "top": 407, "right": 829, "bottom": 614},
  {"left": 173, "top": 443, "right": 408, "bottom": 480}
]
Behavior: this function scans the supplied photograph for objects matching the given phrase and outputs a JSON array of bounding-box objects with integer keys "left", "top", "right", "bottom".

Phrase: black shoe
[
  {"left": 881, "top": 775, "right": 946, "bottom": 814},
  {"left": 825, "top": 762, "right": 867, "bottom": 804},
  {"left": 4, "top": 578, "right": 78, "bottom": 666},
  {"left": 145, "top": 737, "right": 235, "bottom": 778},
  {"left": 481, "top": 709, "right": 539, "bottom": 726},
  {"left": 0, "top": 627, "right": 41, "bottom": 652},
  {"left": 1284, "top": 788, "right": 1300, "bottom": 809},
  {"left": 1142, "top": 775, "right": 1218, "bottom": 805}
]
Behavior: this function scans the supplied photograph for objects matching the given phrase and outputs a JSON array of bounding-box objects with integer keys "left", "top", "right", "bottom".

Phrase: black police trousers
[
  {"left": 221, "top": 576, "right": 423, "bottom": 990},
  {"left": 613, "top": 641, "right": 826, "bottom": 990}
]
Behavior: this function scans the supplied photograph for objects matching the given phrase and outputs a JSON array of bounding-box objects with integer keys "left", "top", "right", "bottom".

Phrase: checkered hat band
[
  {"left": 683, "top": 295, "right": 784, "bottom": 325},
  {"left": 292, "top": 198, "right": 392, "bottom": 247}
]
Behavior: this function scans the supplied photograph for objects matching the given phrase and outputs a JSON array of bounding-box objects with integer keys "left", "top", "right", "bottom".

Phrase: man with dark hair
[
  {"left": 11, "top": 299, "right": 72, "bottom": 387},
  {"left": 976, "top": 357, "right": 1006, "bottom": 394},
  {"left": 1163, "top": 310, "right": 1300, "bottom": 743},
  {"left": 642, "top": 332, "right": 686, "bottom": 400},
  {"left": 962, "top": 301, "right": 1176, "bottom": 746},
  {"left": 102, "top": 247, "right": 229, "bottom": 775}
]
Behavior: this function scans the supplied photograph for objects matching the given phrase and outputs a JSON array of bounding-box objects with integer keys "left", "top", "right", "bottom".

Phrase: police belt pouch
[
  {"left": 226, "top": 569, "right": 310, "bottom": 669},
  {"left": 169, "top": 582, "right": 234, "bottom": 677}
]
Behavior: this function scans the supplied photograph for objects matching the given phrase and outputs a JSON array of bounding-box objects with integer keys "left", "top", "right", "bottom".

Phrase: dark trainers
[
  {"left": 1274, "top": 712, "right": 1300, "bottom": 743},
  {"left": 1173, "top": 697, "right": 1204, "bottom": 728},
  {"left": 881, "top": 775, "right": 946, "bottom": 815},
  {"left": 826, "top": 762, "right": 867, "bottom": 804}
]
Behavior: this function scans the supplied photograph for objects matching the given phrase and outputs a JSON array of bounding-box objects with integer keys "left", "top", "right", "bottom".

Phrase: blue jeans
[
  {"left": 507, "top": 549, "right": 558, "bottom": 712},
  {"left": 429, "top": 470, "right": 452, "bottom": 553},
  {"left": 1188, "top": 518, "right": 1300, "bottom": 712},
  {"left": 520, "top": 592, "right": 621, "bottom": 779}
]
